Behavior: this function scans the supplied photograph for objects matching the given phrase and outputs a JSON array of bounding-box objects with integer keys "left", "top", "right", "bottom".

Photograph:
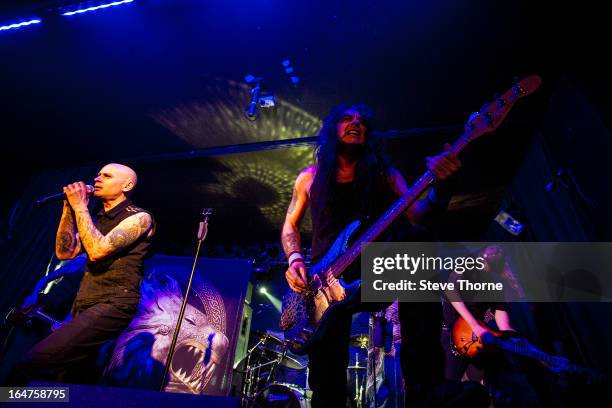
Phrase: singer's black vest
[{"left": 72, "top": 199, "right": 155, "bottom": 313}]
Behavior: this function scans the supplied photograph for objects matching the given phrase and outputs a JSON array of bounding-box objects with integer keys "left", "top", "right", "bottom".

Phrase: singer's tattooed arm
[
  {"left": 73, "top": 208, "right": 153, "bottom": 262},
  {"left": 56, "top": 204, "right": 82, "bottom": 260},
  {"left": 281, "top": 167, "right": 314, "bottom": 257}
]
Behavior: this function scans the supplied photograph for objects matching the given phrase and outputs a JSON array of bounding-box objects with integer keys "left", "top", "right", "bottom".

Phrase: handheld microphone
[
  {"left": 35, "top": 185, "right": 94, "bottom": 206},
  {"left": 197, "top": 208, "right": 213, "bottom": 241}
]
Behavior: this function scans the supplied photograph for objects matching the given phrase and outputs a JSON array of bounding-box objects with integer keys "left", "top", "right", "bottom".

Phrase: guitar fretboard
[
  {"left": 496, "top": 338, "right": 555, "bottom": 365},
  {"left": 329, "top": 135, "right": 471, "bottom": 278}
]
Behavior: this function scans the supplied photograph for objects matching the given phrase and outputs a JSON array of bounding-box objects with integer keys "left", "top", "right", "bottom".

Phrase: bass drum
[{"left": 253, "top": 383, "right": 310, "bottom": 408}]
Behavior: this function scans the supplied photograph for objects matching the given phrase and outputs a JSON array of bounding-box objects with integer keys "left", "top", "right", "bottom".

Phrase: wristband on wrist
[{"left": 288, "top": 252, "right": 304, "bottom": 266}]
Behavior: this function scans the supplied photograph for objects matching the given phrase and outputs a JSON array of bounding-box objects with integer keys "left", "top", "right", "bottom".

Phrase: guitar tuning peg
[{"left": 466, "top": 111, "right": 479, "bottom": 130}]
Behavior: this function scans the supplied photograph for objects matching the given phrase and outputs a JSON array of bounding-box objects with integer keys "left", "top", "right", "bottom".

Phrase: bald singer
[{"left": 9, "top": 163, "right": 155, "bottom": 385}]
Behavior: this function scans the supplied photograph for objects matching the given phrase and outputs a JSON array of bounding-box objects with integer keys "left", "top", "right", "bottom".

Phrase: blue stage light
[
  {"left": 0, "top": 19, "right": 41, "bottom": 32},
  {"left": 62, "top": 0, "right": 134, "bottom": 16}
]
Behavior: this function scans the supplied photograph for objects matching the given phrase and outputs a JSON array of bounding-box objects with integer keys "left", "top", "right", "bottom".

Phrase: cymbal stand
[
  {"left": 263, "top": 341, "right": 290, "bottom": 384},
  {"left": 241, "top": 335, "right": 283, "bottom": 406},
  {"left": 353, "top": 352, "right": 364, "bottom": 408},
  {"left": 242, "top": 336, "right": 265, "bottom": 404},
  {"left": 303, "top": 365, "right": 311, "bottom": 400}
]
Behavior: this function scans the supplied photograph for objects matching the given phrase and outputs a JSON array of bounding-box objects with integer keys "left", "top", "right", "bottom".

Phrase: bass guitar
[{"left": 280, "top": 76, "right": 542, "bottom": 355}]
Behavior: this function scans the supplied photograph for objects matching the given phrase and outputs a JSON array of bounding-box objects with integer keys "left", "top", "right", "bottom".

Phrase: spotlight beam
[{"left": 261, "top": 291, "right": 282, "bottom": 313}]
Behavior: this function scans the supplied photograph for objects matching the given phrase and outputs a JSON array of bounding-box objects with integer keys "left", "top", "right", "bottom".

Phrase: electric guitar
[
  {"left": 451, "top": 316, "right": 606, "bottom": 383},
  {"left": 4, "top": 304, "right": 65, "bottom": 332},
  {"left": 279, "top": 76, "right": 542, "bottom": 355}
]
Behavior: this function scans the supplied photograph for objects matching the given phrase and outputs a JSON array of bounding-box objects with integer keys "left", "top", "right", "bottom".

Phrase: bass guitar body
[{"left": 280, "top": 221, "right": 362, "bottom": 355}]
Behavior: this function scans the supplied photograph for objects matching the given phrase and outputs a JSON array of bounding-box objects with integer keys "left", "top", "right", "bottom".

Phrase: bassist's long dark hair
[{"left": 311, "top": 103, "right": 394, "bottom": 217}]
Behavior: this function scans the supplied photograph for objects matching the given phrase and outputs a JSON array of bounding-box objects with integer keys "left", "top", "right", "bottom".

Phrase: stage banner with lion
[{"left": 103, "top": 255, "right": 251, "bottom": 396}]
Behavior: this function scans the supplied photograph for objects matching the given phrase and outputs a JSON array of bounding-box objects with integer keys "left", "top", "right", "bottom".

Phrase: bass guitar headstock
[{"left": 464, "top": 75, "right": 542, "bottom": 142}]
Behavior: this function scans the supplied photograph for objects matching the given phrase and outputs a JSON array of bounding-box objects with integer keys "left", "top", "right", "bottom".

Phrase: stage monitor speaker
[{"left": 233, "top": 283, "right": 253, "bottom": 369}]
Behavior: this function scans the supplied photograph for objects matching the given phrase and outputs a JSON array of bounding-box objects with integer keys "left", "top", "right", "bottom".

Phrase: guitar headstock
[{"left": 464, "top": 75, "right": 542, "bottom": 142}]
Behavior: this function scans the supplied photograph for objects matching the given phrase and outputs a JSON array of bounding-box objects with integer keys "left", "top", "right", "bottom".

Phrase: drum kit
[
  {"left": 235, "top": 330, "right": 309, "bottom": 407},
  {"left": 235, "top": 331, "right": 370, "bottom": 408}
]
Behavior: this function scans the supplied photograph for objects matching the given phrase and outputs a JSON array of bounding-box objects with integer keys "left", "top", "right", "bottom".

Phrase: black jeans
[
  {"left": 307, "top": 309, "right": 353, "bottom": 407},
  {"left": 8, "top": 301, "right": 136, "bottom": 385},
  {"left": 398, "top": 302, "right": 445, "bottom": 398},
  {"left": 307, "top": 303, "right": 444, "bottom": 408}
]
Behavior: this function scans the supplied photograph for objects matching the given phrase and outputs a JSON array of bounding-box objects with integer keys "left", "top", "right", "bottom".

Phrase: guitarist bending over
[
  {"left": 442, "top": 245, "right": 555, "bottom": 407},
  {"left": 281, "top": 104, "right": 483, "bottom": 407}
]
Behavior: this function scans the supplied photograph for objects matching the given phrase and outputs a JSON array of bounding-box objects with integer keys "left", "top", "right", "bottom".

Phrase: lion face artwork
[{"left": 104, "top": 271, "right": 229, "bottom": 394}]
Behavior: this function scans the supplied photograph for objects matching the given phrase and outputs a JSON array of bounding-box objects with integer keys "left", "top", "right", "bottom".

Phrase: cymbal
[
  {"left": 254, "top": 347, "right": 306, "bottom": 370},
  {"left": 278, "top": 354, "right": 307, "bottom": 370},
  {"left": 251, "top": 331, "right": 307, "bottom": 370},
  {"left": 251, "top": 329, "right": 268, "bottom": 338},
  {"left": 347, "top": 365, "right": 367, "bottom": 370},
  {"left": 350, "top": 334, "right": 369, "bottom": 348},
  {"left": 252, "top": 330, "right": 283, "bottom": 344}
]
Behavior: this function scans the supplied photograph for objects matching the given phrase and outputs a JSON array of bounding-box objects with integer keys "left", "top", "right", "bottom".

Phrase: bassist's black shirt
[
  {"left": 310, "top": 178, "right": 424, "bottom": 263},
  {"left": 310, "top": 180, "right": 364, "bottom": 262}
]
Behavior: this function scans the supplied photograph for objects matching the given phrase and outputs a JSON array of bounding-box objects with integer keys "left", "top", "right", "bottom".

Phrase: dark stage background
[{"left": 0, "top": 0, "right": 611, "bottom": 397}]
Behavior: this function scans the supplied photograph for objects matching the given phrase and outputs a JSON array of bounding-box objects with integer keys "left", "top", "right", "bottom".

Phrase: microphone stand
[{"left": 159, "top": 208, "right": 213, "bottom": 391}]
